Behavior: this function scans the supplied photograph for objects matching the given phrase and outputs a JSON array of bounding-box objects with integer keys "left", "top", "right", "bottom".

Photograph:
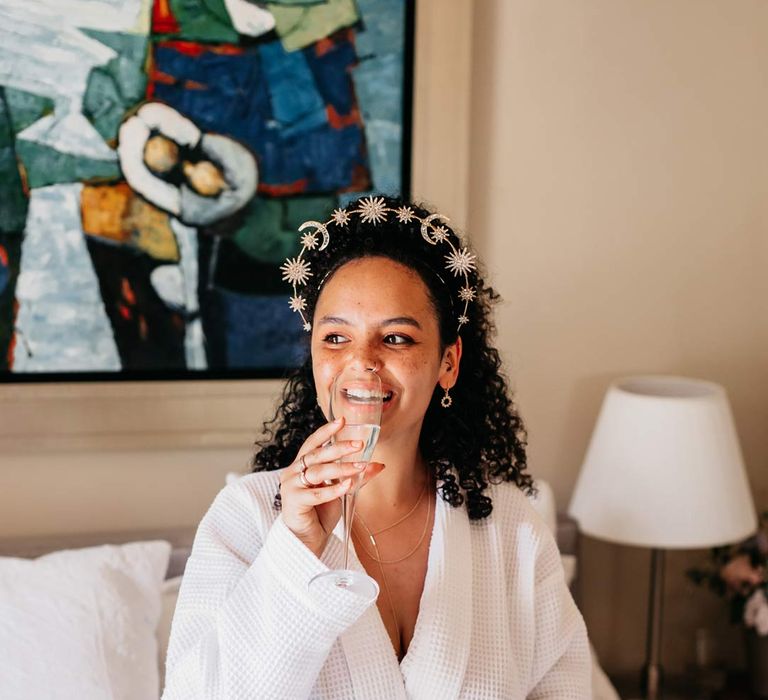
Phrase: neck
[{"left": 355, "top": 430, "right": 430, "bottom": 518}]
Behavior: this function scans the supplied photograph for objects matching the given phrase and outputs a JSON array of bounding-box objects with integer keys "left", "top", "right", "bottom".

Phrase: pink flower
[
  {"left": 744, "top": 589, "right": 768, "bottom": 636},
  {"left": 720, "top": 554, "right": 764, "bottom": 594}
]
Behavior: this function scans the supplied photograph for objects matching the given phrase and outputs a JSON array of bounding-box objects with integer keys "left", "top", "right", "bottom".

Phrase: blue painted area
[
  {"left": 152, "top": 44, "right": 270, "bottom": 135},
  {"left": 354, "top": 0, "right": 405, "bottom": 59},
  {"left": 153, "top": 37, "right": 368, "bottom": 192},
  {"left": 303, "top": 38, "right": 358, "bottom": 116},
  {"left": 216, "top": 290, "right": 307, "bottom": 369},
  {"left": 0, "top": 246, "right": 8, "bottom": 296},
  {"left": 347, "top": 0, "right": 406, "bottom": 195},
  {"left": 258, "top": 41, "right": 327, "bottom": 140},
  {"left": 351, "top": 53, "right": 402, "bottom": 193}
]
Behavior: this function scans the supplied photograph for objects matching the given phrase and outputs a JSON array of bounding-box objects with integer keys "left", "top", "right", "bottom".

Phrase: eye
[
  {"left": 383, "top": 333, "right": 414, "bottom": 346},
  {"left": 322, "top": 333, "right": 349, "bottom": 345}
]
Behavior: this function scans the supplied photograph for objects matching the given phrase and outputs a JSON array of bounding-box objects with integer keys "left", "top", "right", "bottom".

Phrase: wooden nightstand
[
  {"left": 610, "top": 673, "right": 703, "bottom": 699},
  {"left": 711, "top": 672, "right": 763, "bottom": 700}
]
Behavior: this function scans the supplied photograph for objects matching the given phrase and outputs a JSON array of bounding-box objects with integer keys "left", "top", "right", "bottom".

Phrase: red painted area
[
  {"left": 159, "top": 41, "right": 246, "bottom": 58},
  {"left": 326, "top": 104, "right": 360, "bottom": 130},
  {"left": 148, "top": 69, "right": 176, "bottom": 87},
  {"left": 315, "top": 37, "right": 335, "bottom": 57},
  {"left": 121, "top": 278, "right": 136, "bottom": 306},
  {"left": 6, "top": 301, "right": 18, "bottom": 368},
  {"left": 315, "top": 28, "right": 355, "bottom": 57},
  {"left": 0, "top": 245, "right": 8, "bottom": 267},
  {"left": 258, "top": 179, "right": 309, "bottom": 197},
  {"left": 118, "top": 304, "right": 132, "bottom": 320},
  {"left": 152, "top": 0, "right": 180, "bottom": 34},
  {"left": 145, "top": 53, "right": 157, "bottom": 100}
]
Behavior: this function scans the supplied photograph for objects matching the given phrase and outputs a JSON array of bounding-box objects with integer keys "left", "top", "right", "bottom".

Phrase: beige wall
[
  {"left": 1, "top": 0, "right": 766, "bottom": 679},
  {"left": 468, "top": 0, "right": 768, "bottom": 675}
]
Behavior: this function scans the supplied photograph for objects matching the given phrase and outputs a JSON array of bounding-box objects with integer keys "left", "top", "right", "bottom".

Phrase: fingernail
[
  {"left": 352, "top": 440, "right": 363, "bottom": 448},
  {"left": 333, "top": 418, "right": 342, "bottom": 424},
  {"left": 353, "top": 462, "right": 366, "bottom": 470}
]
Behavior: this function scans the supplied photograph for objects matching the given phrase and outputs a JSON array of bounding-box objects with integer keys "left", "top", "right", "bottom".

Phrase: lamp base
[{"left": 640, "top": 662, "right": 664, "bottom": 700}]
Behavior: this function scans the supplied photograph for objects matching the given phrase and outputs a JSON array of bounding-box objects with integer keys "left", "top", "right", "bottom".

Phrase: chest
[
  {"left": 370, "top": 551, "right": 429, "bottom": 660},
  {"left": 352, "top": 514, "right": 434, "bottom": 661}
]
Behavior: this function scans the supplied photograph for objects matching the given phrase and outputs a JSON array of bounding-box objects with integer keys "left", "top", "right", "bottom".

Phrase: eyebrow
[{"left": 317, "top": 315, "right": 422, "bottom": 329}]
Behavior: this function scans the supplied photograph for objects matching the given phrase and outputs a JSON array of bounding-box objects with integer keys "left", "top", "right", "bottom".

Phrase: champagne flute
[{"left": 308, "top": 366, "right": 382, "bottom": 602}]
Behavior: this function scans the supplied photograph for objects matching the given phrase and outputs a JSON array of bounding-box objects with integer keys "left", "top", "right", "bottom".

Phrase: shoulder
[
  {"left": 196, "top": 470, "right": 283, "bottom": 549},
  {"left": 485, "top": 480, "right": 552, "bottom": 536},
  {"left": 483, "top": 481, "right": 563, "bottom": 579}
]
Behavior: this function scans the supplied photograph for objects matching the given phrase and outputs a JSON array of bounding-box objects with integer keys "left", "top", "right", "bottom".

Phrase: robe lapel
[
  {"left": 400, "top": 491, "right": 473, "bottom": 699},
  {"left": 329, "top": 519, "right": 408, "bottom": 700}
]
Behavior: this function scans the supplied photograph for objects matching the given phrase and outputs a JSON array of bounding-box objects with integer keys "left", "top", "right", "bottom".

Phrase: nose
[{"left": 347, "top": 345, "right": 380, "bottom": 374}]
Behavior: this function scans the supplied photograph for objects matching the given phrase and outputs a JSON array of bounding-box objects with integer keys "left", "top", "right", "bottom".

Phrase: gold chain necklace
[
  {"left": 365, "top": 477, "right": 428, "bottom": 537},
  {"left": 352, "top": 487, "right": 433, "bottom": 644},
  {"left": 354, "top": 486, "right": 432, "bottom": 565}
]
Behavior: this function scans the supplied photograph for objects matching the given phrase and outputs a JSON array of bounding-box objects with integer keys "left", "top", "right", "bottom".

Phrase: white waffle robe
[{"left": 163, "top": 471, "right": 591, "bottom": 699}]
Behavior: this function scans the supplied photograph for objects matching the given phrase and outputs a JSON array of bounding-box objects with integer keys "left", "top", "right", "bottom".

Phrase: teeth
[
  {"left": 346, "top": 388, "right": 382, "bottom": 400},
  {"left": 345, "top": 388, "right": 393, "bottom": 401}
]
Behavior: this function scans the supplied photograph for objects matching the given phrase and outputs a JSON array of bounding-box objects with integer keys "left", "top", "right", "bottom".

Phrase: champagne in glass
[{"left": 308, "top": 367, "right": 382, "bottom": 603}]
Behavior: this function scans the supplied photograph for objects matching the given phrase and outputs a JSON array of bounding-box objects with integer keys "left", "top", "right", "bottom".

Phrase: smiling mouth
[{"left": 343, "top": 388, "right": 393, "bottom": 403}]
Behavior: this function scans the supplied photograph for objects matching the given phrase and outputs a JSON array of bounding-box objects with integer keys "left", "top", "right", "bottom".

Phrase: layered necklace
[{"left": 352, "top": 477, "right": 433, "bottom": 639}]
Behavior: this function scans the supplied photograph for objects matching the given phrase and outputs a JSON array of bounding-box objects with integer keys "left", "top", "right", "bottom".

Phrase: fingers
[
  {"left": 301, "top": 417, "right": 346, "bottom": 454},
  {"left": 300, "top": 459, "right": 366, "bottom": 487},
  {"left": 290, "top": 477, "right": 354, "bottom": 506},
  {"left": 299, "top": 439, "right": 365, "bottom": 474}
]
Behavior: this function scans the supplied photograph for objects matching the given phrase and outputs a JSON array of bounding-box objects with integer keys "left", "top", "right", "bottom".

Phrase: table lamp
[{"left": 568, "top": 376, "right": 757, "bottom": 700}]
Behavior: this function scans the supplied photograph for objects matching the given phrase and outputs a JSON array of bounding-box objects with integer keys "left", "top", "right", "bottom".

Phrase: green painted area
[
  {"left": 15, "top": 139, "right": 120, "bottom": 189},
  {"left": 269, "top": 0, "right": 327, "bottom": 5},
  {"left": 267, "top": 0, "right": 359, "bottom": 51},
  {"left": 0, "top": 233, "right": 22, "bottom": 371},
  {"left": 3, "top": 89, "right": 54, "bottom": 135},
  {"left": 156, "top": 0, "right": 238, "bottom": 43},
  {"left": 82, "top": 30, "right": 149, "bottom": 142},
  {"left": 0, "top": 90, "right": 28, "bottom": 234},
  {"left": 233, "top": 195, "right": 336, "bottom": 264}
]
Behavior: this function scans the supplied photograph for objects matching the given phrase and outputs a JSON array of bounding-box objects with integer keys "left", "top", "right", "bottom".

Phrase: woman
[{"left": 163, "top": 196, "right": 592, "bottom": 699}]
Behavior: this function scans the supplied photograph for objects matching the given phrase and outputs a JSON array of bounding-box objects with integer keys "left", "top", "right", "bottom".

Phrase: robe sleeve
[
  {"left": 526, "top": 536, "right": 592, "bottom": 699},
  {"left": 162, "top": 482, "right": 373, "bottom": 700}
]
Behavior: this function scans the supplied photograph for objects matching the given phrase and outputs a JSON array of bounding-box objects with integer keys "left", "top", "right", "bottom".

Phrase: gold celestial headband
[{"left": 280, "top": 196, "right": 477, "bottom": 333}]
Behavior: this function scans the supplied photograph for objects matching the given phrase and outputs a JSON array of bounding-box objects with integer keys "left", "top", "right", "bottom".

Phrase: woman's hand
[{"left": 279, "top": 418, "right": 384, "bottom": 558}]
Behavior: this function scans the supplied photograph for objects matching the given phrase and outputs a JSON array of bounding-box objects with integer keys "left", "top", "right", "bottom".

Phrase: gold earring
[{"left": 441, "top": 386, "right": 452, "bottom": 408}]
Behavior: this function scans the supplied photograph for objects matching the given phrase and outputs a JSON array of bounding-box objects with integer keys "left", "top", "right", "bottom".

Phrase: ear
[{"left": 438, "top": 336, "right": 462, "bottom": 390}]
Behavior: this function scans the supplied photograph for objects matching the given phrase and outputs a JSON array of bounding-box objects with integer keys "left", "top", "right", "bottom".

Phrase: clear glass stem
[{"left": 341, "top": 489, "right": 358, "bottom": 571}]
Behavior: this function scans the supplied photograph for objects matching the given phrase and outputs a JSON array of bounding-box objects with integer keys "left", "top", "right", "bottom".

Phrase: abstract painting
[{"left": 0, "top": 0, "right": 412, "bottom": 379}]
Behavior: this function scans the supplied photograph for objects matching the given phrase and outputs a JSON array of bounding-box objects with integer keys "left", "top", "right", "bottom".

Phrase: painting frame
[{"left": 0, "top": 0, "right": 415, "bottom": 384}]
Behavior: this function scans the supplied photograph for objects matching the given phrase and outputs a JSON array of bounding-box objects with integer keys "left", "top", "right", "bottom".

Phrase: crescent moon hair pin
[{"left": 280, "top": 196, "right": 477, "bottom": 334}]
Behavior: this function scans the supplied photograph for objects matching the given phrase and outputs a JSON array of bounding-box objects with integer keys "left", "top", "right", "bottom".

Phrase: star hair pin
[{"left": 280, "top": 196, "right": 477, "bottom": 334}]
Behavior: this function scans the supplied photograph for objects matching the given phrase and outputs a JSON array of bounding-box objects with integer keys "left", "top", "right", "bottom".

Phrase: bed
[{"left": 0, "top": 480, "right": 620, "bottom": 700}]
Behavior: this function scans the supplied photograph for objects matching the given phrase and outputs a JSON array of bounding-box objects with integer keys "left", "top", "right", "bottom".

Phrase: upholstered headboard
[
  {"left": 0, "top": 513, "right": 578, "bottom": 578},
  {"left": 0, "top": 526, "right": 195, "bottom": 579}
]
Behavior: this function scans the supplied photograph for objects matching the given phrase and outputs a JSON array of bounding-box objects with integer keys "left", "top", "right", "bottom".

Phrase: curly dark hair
[{"left": 252, "top": 196, "right": 533, "bottom": 519}]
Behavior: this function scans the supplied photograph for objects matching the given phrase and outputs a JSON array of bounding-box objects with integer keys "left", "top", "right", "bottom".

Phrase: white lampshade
[{"left": 568, "top": 376, "right": 757, "bottom": 549}]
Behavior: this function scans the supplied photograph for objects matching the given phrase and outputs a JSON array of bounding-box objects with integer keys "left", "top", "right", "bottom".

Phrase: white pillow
[{"left": 0, "top": 540, "right": 170, "bottom": 700}]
